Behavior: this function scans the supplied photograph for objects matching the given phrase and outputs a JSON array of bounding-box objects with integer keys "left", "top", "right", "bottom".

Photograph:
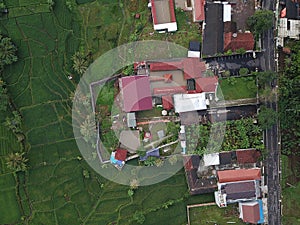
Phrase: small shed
[{"left": 127, "top": 113, "right": 136, "bottom": 128}]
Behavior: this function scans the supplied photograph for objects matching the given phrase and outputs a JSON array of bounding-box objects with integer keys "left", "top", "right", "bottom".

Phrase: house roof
[
  {"left": 150, "top": 61, "right": 183, "bottom": 71},
  {"left": 189, "top": 41, "right": 201, "bottom": 51},
  {"left": 153, "top": 85, "right": 186, "bottom": 96},
  {"left": 236, "top": 149, "right": 261, "bottom": 164},
  {"left": 285, "top": 0, "right": 300, "bottom": 19},
  {"left": 183, "top": 58, "right": 206, "bottom": 80},
  {"left": 120, "top": 76, "right": 152, "bottom": 112},
  {"left": 241, "top": 202, "right": 261, "bottom": 224},
  {"left": 183, "top": 155, "right": 201, "bottom": 171},
  {"left": 202, "top": 3, "right": 224, "bottom": 56},
  {"left": 193, "top": 0, "right": 206, "bottom": 22},
  {"left": 219, "top": 151, "right": 234, "bottom": 165},
  {"left": 174, "top": 93, "right": 207, "bottom": 113},
  {"left": 224, "top": 32, "right": 255, "bottom": 52},
  {"left": 162, "top": 95, "right": 174, "bottom": 110},
  {"left": 203, "top": 153, "right": 220, "bottom": 166},
  {"left": 151, "top": 0, "right": 176, "bottom": 24},
  {"left": 115, "top": 149, "right": 128, "bottom": 161},
  {"left": 222, "top": 181, "right": 256, "bottom": 200},
  {"left": 217, "top": 168, "right": 261, "bottom": 183},
  {"left": 195, "top": 76, "right": 218, "bottom": 93},
  {"left": 139, "top": 148, "right": 160, "bottom": 161}
]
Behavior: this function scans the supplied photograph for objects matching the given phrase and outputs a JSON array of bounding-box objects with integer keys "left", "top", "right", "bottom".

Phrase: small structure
[
  {"left": 236, "top": 149, "right": 261, "bottom": 164},
  {"left": 139, "top": 148, "right": 160, "bottom": 161},
  {"left": 119, "top": 75, "right": 153, "bottom": 112},
  {"left": 127, "top": 113, "right": 137, "bottom": 128},
  {"left": 119, "top": 130, "right": 141, "bottom": 153},
  {"left": 173, "top": 93, "right": 207, "bottom": 113},
  {"left": 188, "top": 41, "right": 201, "bottom": 58},
  {"left": 203, "top": 153, "right": 220, "bottom": 167},
  {"left": 110, "top": 149, "right": 128, "bottom": 170},
  {"left": 239, "top": 200, "right": 265, "bottom": 224},
  {"left": 149, "top": 0, "right": 178, "bottom": 32},
  {"left": 162, "top": 95, "right": 174, "bottom": 110}
]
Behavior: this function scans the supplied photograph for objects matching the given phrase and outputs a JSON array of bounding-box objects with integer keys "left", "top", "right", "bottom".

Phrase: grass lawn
[
  {"left": 190, "top": 204, "right": 245, "bottom": 225},
  {"left": 281, "top": 155, "right": 300, "bottom": 225},
  {"left": 217, "top": 76, "right": 257, "bottom": 100}
]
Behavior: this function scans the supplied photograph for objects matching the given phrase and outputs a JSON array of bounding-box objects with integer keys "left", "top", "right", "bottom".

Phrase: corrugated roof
[
  {"left": 120, "top": 76, "right": 152, "bottom": 112},
  {"left": 217, "top": 168, "right": 261, "bottom": 183},
  {"left": 193, "top": 0, "right": 206, "bottom": 22},
  {"left": 195, "top": 76, "right": 218, "bottom": 93},
  {"left": 223, "top": 181, "right": 256, "bottom": 200}
]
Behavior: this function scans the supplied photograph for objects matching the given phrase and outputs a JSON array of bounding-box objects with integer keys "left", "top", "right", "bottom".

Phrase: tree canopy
[
  {"left": 279, "top": 42, "right": 300, "bottom": 155},
  {"left": 247, "top": 10, "right": 273, "bottom": 37},
  {"left": 0, "top": 34, "right": 18, "bottom": 70},
  {"left": 258, "top": 106, "right": 277, "bottom": 130}
]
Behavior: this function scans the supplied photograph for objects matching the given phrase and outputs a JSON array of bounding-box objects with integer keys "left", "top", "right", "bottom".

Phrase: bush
[{"left": 239, "top": 68, "right": 249, "bottom": 76}]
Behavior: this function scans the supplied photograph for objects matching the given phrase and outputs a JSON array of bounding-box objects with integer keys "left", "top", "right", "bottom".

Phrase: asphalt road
[{"left": 261, "top": 1, "right": 282, "bottom": 224}]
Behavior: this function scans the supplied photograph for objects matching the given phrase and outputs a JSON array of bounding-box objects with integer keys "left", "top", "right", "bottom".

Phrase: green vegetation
[
  {"left": 0, "top": 34, "right": 18, "bottom": 70},
  {"left": 258, "top": 106, "right": 277, "bottom": 130},
  {"left": 247, "top": 10, "right": 273, "bottom": 38},
  {"left": 279, "top": 42, "right": 300, "bottom": 156},
  {"left": 187, "top": 118, "right": 263, "bottom": 155},
  {"left": 217, "top": 76, "right": 257, "bottom": 100},
  {"left": 190, "top": 204, "right": 244, "bottom": 225},
  {"left": 239, "top": 67, "right": 249, "bottom": 76}
]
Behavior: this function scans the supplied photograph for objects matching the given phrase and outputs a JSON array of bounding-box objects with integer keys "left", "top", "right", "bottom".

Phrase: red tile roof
[
  {"left": 281, "top": 7, "right": 287, "bottom": 18},
  {"left": 224, "top": 32, "right": 255, "bottom": 52},
  {"left": 162, "top": 95, "right": 174, "bottom": 110},
  {"left": 236, "top": 149, "right": 261, "bottom": 164},
  {"left": 151, "top": 0, "right": 176, "bottom": 25},
  {"left": 195, "top": 76, "right": 218, "bottom": 93},
  {"left": 115, "top": 149, "right": 128, "bottom": 161},
  {"left": 120, "top": 76, "right": 152, "bottom": 112},
  {"left": 242, "top": 203, "right": 260, "bottom": 224},
  {"left": 153, "top": 86, "right": 186, "bottom": 95},
  {"left": 217, "top": 168, "right": 261, "bottom": 183},
  {"left": 183, "top": 58, "right": 206, "bottom": 80},
  {"left": 150, "top": 61, "right": 183, "bottom": 71},
  {"left": 193, "top": 0, "right": 205, "bottom": 22}
]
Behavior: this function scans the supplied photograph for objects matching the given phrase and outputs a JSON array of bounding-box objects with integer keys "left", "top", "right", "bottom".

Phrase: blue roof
[
  {"left": 257, "top": 199, "right": 265, "bottom": 224},
  {"left": 139, "top": 148, "right": 160, "bottom": 161},
  {"left": 110, "top": 154, "right": 124, "bottom": 167}
]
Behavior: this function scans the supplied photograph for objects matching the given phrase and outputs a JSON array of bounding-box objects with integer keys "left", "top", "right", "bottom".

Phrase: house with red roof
[
  {"left": 224, "top": 32, "right": 255, "bottom": 52},
  {"left": 119, "top": 75, "right": 153, "bottom": 112},
  {"left": 191, "top": 0, "right": 206, "bottom": 22},
  {"left": 149, "top": 0, "right": 177, "bottom": 32},
  {"left": 215, "top": 168, "right": 262, "bottom": 207},
  {"left": 217, "top": 168, "right": 261, "bottom": 183},
  {"left": 239, "top": 200, "right": 265, "bottom": 224}
]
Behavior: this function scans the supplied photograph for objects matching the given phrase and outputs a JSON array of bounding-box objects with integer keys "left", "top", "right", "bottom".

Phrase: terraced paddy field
[{"left": 0, "top": 0, "right": 210, "bottom": 224}]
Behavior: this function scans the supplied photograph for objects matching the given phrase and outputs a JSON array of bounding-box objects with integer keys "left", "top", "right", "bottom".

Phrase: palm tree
[
  {"left": 0, "top": 34, "right": 18, "bottom": 69},
  {"left": 130, "top": 179, "right": 139, "bottom": 190},
  {"left": 72, "top": 52, "right": 90, "bottom": 75},
  {"left": 80, "top": 115, "right": 97, "bottom": 143},
  {"left": 6, "top": 152, "right": 28, "bottom": 172}
]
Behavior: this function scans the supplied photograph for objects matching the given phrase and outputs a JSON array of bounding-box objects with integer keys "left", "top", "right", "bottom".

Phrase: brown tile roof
[
  {"left": 242, "top": 203, "right": 260, "bottom": 224},
  {"left": 224, "top": 32, "right": 255, "bottom": 52},
  {"left": 236, "top": 149, "right": 261, "bottom": 164},
  {"left": 217, "top": 168, "right": 261, "bottom": 183}
]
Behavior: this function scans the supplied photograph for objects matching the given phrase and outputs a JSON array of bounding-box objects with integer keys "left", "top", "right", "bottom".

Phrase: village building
[{"left": 148, "top": 0, "right": 178, "bottom": 32}]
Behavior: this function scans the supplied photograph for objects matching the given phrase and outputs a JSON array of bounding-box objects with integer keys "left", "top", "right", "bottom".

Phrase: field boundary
[{"left": 186, "top": 202, "right": 216, "bottom": 225}]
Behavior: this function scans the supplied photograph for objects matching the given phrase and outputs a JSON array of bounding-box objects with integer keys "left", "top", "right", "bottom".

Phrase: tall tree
[
  {"left": 258, "top": 106, "right": 277, "bottom": 130},
  {"left": 247, "top": 10, "right": 273, "bottom": 38},
  {"left": 6, "top": 152, "right": 28, "bottom": 172},
  {"left": 0, "top": 34, "right": 18, "bottom": 70},
  {"left": 72, "top": 51, "right": 90, "bottom": 75}
]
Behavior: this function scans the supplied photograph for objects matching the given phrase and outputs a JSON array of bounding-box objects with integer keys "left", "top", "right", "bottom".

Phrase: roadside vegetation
[{"left": 186, "top": 118, "right": 264, "bottom": 155}]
